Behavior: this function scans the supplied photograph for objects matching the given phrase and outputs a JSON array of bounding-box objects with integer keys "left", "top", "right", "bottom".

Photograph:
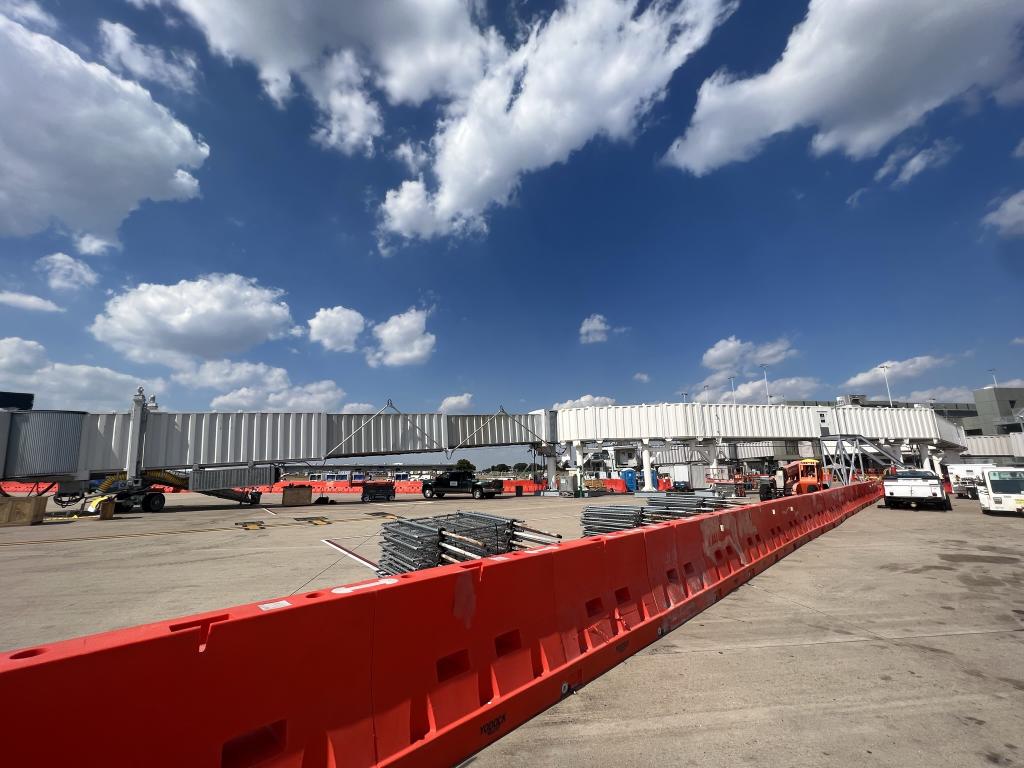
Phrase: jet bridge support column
[
  {"left": 641, "top": 440, "right": 653, "bottom": 492},
  {"left": 124, "top": 387, "right": 147, "bottom": 482},
  {"left": 546, "top": 453, "right": 558, "bottom": 492}
]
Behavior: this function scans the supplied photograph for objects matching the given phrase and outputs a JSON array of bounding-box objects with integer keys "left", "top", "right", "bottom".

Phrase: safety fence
[{"left": 0, "top": 482, "right": 879, "bottom": 767}]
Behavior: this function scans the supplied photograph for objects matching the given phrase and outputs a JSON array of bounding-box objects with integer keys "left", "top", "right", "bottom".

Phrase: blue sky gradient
[{"left": 1, "top": 0, "right": 1022, "bottom": 421}]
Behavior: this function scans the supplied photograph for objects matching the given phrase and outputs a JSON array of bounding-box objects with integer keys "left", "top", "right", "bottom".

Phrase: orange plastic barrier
[{"left": 0, "top": 482, "right": 880, "bottom": 767}]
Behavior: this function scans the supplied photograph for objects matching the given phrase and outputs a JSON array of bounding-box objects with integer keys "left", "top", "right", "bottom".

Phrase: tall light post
[
  {"left": 682, "top": 392, "right": 688, "bottom": 403},
  {"left": 879, "top": 365, "right": 893, "bottom": 407},
  {"left": 702, "top": 384, "right": 710, "bottom": 403},
  {"left": 728, "top": 376, "right": 736, "bottom": 405},
  {"left": 988, "top": 368, "right": 998, "bottom": 388},
  {"left": 760, "top": 364, "right": 770, "bottom": 404}
]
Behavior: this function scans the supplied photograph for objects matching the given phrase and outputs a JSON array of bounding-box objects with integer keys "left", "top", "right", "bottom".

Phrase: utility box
[
  {"left": 0, "top": 496, "right": 47, "bottom": 527},
  {"left": 281, "top": 485, "right": 313, "bottom": 507}
]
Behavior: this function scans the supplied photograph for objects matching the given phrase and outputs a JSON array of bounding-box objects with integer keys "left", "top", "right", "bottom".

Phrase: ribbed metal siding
[
  {"left": 965, "top": 434, "right": 1024, "bottom": 459},
  {"left": 446, "top": 413, "right": 544, "bottom": 448},
  {"left": 326, "top": 413, "right": 446, "bottom": 457},
  {"left": 3, "top": 411, "right": 85, "bottom": 477},
  {"left": 556, "top": 403, "right": 820, "bottom": 442},
  {"left": 142, "top": 412, "right": 325, "bottom": 468},
  {"left": 77, "top": 413, "right": 132, "bottom": 474},
  {"left": 0, "top": 411, "right": 10, "bottom": 476},
  {"left": 189, "top": 465, "right": 278, "bottom": 491}
]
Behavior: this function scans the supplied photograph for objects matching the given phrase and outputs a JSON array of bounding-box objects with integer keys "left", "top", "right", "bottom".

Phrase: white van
[{"left": 977, "top": 467, "right": 1024, "bottom": 515}]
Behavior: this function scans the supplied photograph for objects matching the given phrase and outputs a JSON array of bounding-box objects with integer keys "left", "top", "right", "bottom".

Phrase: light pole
[
  {"left": 702, "top": 384, "right": 710, "bottom": 403},
  {"left": 988, "top": 368, "right": 998, "bottom": 388},
  {"left": 760, "top": 364, "right": 769, "bottom": 404},
  {"left": 728, "top": 376, "right": 736, "bottom": 405},
  {"left": 682, "top": 392, "right": 688, "bottom": 403},
  {"left": 879, "top": 365, "right": 893, "bottom": 407}
]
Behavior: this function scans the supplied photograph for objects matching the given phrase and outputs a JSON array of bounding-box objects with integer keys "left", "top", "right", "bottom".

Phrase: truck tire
[
  {"left": 422, "top": 488, "right": 435, "bottom": 499},
  {"left": 361, "top": 492, "right": 369, "bottom": 503},
  {"left": 472, "top": 488, "right": 484, "bottom": 500},
  {"left": 388, "top": 492, "right": 396, "bottom": 502},
  {"left": 141, "top": 492, "right": 165, "bottom": 513},
  {"left": 883, "top": 497, "right": 893, "bottom": 508},
  {"left": 943, "top": 495, "right": 953, "bottom": 511}
]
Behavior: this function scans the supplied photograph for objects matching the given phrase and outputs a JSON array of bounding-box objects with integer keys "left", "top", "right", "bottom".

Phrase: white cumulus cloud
[
  {"left": 876, "top": 139, "right": 958, "bottom": 187},
  {"left": 579, "top": 313, "right": 611, "bottom": 344},
  {"left": 90, "top": 273, "right": 294, "bottom": 367},
  {"left": 982, "top": 190, "right": 1024, "bottom": 238},
  {"left": 379, "top": 0, "right": 734, "bottom": 244},
  {"left": 727, "top": 376, "right": 819, "bottom": 404},
  {"left": 137, "top": 0, "right": 500, "bottom": 157},
  {"left": 0, "top": 290, "right": 63, "bottom": 312},
  {"left": 843, "top": 355, "right": 948, "bottom": 388},
  {"left": 34, "top": 253, "right": 99, "bottom": 291},
  {"left": 211, "top": 380, "right": 345, "bottom": 412},
  {"left": 172, "top": 359, "right": 291, "bottom": 392},
  {"left": 307, "top": 305, "right": 366, "bottom": 352},
  {"left": 664, "top": 0, "right": 1024, "bottom": 175},
  {"left": 905, "top": 386, "right": 974, "bottom": 402},
  {"left": 633, "top": 372, "right": 650, "bottom": 383},
  {"left": 0, "top": 0, "right": 55, "bottom": 31},
  {"left": 99, "top": 20, "right": 198, "bottom": 93},
  {"left": 340, "top": 402, "right": 375, "bottom": 414},
  {"left": 365, "top": 307, "right": 436, "bottom": 367},
  {"left": 0, "top": 15, "right": 209, "bottom": 245},
  {"left": 553, "top": 394, "right": 616, "bottom": 409},
  {"left": 74, "top": 234, "right": 116, "bottom": 256},
  {"left": 438, "top": 392, "right": 473, "bottom": 413},
  {"left": 0, "top": 336, "right": 164, "bottom": 411}
]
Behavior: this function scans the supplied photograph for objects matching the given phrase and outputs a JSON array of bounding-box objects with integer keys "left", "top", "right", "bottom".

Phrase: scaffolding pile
[
  {"left": 582, "top": 492, "right": 753, "bottom": 536},
  {"left": 377, "top": 511, "right": 561, "bottom": 576}
]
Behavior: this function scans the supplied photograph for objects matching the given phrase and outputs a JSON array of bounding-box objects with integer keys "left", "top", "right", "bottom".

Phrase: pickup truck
[
  {"left": 421, "top": 471, "right": 503, "bottom": 500},
  {"left": 882, "top": 470, "right": 952, "bottom": 510}
]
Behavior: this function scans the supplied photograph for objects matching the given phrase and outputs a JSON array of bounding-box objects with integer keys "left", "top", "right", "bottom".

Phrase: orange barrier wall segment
[{"left": 0, "top": 482, "right": 880, "bottom": 768}]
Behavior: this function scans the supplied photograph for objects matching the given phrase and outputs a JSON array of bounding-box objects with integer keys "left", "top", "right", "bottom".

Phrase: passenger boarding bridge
[{"left": 0, "top": 389, "right": 966, "bottom": 493}]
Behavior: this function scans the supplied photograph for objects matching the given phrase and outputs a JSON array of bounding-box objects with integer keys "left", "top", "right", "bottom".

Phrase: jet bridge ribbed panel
[
  {"left": 445, "top": 413, "right": 544, "bottom": 449},
  {"left": 142, "top": 412, "right": 326, "bottom": 468},
  {"left": 325, "top": 413, "right": 447, "bottom": 458}
]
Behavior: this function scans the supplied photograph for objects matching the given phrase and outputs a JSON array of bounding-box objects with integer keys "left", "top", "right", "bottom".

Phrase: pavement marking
[
  {"left": 263, "top": 507, "right": 277, "bottom": 516},
  {"left": 321, "top": 539, "right": 380, "bottom": 572}
]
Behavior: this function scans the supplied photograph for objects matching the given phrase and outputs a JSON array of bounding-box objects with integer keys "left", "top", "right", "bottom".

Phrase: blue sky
[{"left": 1, "top": 0, "right": 1023, "bottom": 420}]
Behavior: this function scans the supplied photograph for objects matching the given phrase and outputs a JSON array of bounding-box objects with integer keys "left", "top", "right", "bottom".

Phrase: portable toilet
[{"left": 621, "top": 468, "right": 637, "bottom": 492}]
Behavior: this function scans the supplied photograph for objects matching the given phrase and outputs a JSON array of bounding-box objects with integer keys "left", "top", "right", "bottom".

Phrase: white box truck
[{"left": 946, "top": 463, "right": 995, "bottom": 499}]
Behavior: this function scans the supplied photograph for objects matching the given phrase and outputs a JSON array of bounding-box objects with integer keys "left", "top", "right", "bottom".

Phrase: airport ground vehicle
[
  {"left": 421, "top": 471, "right": 503, "bottom": 500},
  {"left": 882, "top": 469, "right": 952, "bottom": 510},
  {"left": 355, "top": 479, "right": 396, "bottom": 502},
  {"left": 760, "top": 459, "right": 827, "bottom": 498},
  {"left": 977, "top": 467, "right": 1024, "bottom": 514},
  {"left": 946, "top": 463, "right": 996, "bottom": 499}
]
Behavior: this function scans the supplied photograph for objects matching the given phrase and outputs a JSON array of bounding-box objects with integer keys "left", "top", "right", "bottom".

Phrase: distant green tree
[
  {"left": 455, "top": 458, "right": 476, "bottom": 471},
  {"left": 493, "top": 463, "right": 510, "bottom": 473},
  {"left": 513, "top": 462, "right": 529, "bottom": 473}
]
